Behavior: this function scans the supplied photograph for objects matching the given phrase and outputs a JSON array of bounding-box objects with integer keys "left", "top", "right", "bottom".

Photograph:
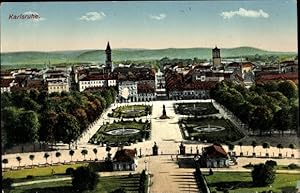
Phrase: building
[
  {"left": 0, "top": 78, "right": 15, "bottom": 93},
  {"left": 155, "top": 69, "right": 168, "bottom": 100},
  {"left": 47, "top": 78, "right": 70, "bottom": 93},
  {"left": 118, "top": 81, "right": 138, "bottom": 102},
  {"left": 105, "top": 41, "right": 113, "bottom": 73},
  {"left": 212, "top": 46, "right": 221, "bottom": 68},
  {"left": 137, "top": 80, "right": 156, "bottom": 101},
  {"left": 200, "top": 144, "right": 229, "bottom": 168},
  {"left": 112, "top": 148, "right": 138, "bottom": 171}
]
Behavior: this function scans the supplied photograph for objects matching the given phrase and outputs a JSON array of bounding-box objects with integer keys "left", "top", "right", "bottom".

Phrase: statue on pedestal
[{"left": 160, "top": 104, "right": 170, "bottom": 119}]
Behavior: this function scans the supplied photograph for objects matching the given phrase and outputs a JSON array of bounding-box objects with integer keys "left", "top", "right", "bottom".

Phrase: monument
[
  {"left": 152, "top": 142, "right": 158, "bottom": 156},
  {"left": 159, "top": 104, "right": 170, "bottom": 119}
]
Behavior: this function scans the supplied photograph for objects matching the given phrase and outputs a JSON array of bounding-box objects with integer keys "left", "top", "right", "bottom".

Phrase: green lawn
[
  {"left": 175, "top": 102, "right": 219, "bottom": 116},
  {"left": 89, "top": 120, "right": 151, "bottom": 145},
  {"left": 205, "top": 172, "right": 299, "bottom": 193},
  {"left": 180, "top": 117, "right": 244, "bottom": 143},
  {"left": 3, "top": 164, "right": 87, "bottom": 180},
  {"left": 9, "top": 174, "right": 141, "bottom": 193},
  {"left": 109, "top": 105, "right": 152, "bottom": 118}
]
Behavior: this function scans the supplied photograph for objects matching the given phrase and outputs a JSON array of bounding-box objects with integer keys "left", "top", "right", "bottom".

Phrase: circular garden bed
[
  {"left": 108, "top": 105, "right": 152, "bottom": 118},
  {"left": 174, "top": 102, "right": 219, "bottom": 116},
  {"left": 179, "top": 116, "right": 244, "bottom": 143},
  {"left": 89, "top": 120, "right": 151, "bottom": 146}
]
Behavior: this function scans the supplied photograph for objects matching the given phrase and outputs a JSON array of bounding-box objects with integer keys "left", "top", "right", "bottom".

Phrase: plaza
[{"left": 2, "top": 99, "right": 300, "bottom": 193}]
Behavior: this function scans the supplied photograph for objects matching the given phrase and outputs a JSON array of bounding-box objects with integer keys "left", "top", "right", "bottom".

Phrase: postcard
[{"left": 1, "top": 1, "right": 299, "bottom": 193}]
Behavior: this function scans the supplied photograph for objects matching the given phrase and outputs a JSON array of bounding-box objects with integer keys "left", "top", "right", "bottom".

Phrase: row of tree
[
  {"left": 1, "top": 88, "right": 117, "bottom": 149},
  {"left": 211, "top": 80, "right": 298, "bottom": 136}
]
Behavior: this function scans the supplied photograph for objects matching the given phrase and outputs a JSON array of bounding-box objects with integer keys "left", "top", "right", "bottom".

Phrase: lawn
[
  {"left": 9, "top": 174, "right": 142, "bottom": 193},
  {"left": 174, "top": 102, "right": 219, "bottom": 116},
  {"left": 3, "top": 163, "right": 87, "bottom": 180},
  {"left": 108, "top": 105, "right": 152, "bottom": 118},
  {"left": 89, "top": 120, "right": 151, "bottom": 145},
  {"left": 205, "top": 172, "right": 299, "bottom": 193},
  {"left": 180, "top": 117, "right": 244, "bottom": 143}
]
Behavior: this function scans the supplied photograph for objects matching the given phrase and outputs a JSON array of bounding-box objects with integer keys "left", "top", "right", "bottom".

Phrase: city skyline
[{"left": 0, "top": 1, "right": 298, "bottom": 52}]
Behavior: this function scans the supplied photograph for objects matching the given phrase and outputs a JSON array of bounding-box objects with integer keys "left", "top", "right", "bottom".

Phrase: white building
[
  {"left": 112, "top": 149, "right": 138, "bottom": 171},
  {"left": 118, "top": 81, "right": 138, "bottom": 102},
  {"left": 47, "top": 78, "right": 70, "bottom": 93},
  {"left": 155, "top": 69, "right": 167, "bottom": 99},
  {"left": 79, "top": 75, "right": 117, "bottom": 92}
]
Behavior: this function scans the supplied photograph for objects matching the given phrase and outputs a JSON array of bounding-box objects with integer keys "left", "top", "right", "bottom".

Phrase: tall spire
[{"left": 106, "top": 41, "right": 111, "bottom": 51}]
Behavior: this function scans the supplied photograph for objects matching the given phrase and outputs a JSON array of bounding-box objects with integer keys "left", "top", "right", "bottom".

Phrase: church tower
[
  {"left": 105, "top": 41, "right": 112, "bottom": 72},
  {"left": 212, "top": 46, "right": 221, "bottom": 68}
]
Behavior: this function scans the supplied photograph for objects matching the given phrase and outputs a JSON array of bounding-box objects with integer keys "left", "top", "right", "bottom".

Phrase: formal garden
[
  {"left": 3, "top": 165, "right": 148, "bottom": 193},
  {"left": 174, "top": 102, "right": 219, "bottom": 116},
  {"left": 108, "top": 105, "right": 152, "bottom": 118},
  {"left": 89, "top": 120, "right": 151, "bottom": 146},
  {"left": 205, "top": 172, "right": 299, "bottom": 193},
  {"left": 179, "top": 117, "right": 244, "bottom": 143}
]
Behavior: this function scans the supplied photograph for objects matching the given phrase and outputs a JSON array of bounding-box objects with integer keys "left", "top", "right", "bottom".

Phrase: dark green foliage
[
  {"left": 288, "top": 163, "right": 300, "bottom": 169},
  {"left": 1, "top": 89, "right": 116, "bottom": 147},
  {"left": 110, "top": 188, "right": 126, "bottom": 193},
  {"left": 2, "top": 178, "right": 13, "bottom": 190},
  {"left": 251, "top": 163, "right": 276, "bottom": 187},
  {"left": 72, "top": 166, "right": 99, "bottom": 192},
  {"left": 211, "top": 80, "right": 298, "bottom": 136},
  {"left": 26, "top": 175, "right": 34, "bottom": 179},
  {"left": 66, "top": 167, "right": 74, "bottom": 175},
  {"left": 265, "top": 160, "right": 277, "bottom": 168}
]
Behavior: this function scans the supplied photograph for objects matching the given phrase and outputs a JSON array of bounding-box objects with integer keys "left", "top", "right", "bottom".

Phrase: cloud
[
  {"left": 23, "top": 11, "right": 46, "bottom": 22},
  {"left": 79, "top": 12, "right": 106, "bottom": 21},
  {"left": 149, "top": 13, "right": 166, "bottom": 20},
  {"left": 220, "top": 8, "right": 269, "bottom": 19}
]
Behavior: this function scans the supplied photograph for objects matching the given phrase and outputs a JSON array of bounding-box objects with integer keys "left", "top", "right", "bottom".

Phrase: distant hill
[{"left": 0, "top": 47, "right": 296, "bottom": 66}]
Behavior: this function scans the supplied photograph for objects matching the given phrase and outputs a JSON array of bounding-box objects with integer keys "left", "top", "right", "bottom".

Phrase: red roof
[
  {"left": 204, "top": 144, "right": 228, "bottom": 158},
  {"left": 0, "top": 78, "right": 14, "bottom": 87},
  {"left": 113, "top": 149, "right": 137, "bottom": 162},
  {"left": 256, "top": 72, "right": 298, "bottom": 84}
]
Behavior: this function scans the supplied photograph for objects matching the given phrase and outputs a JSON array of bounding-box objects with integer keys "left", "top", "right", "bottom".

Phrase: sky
[{"left": 0, "top": 1, "right": 298, "bottom": 52}]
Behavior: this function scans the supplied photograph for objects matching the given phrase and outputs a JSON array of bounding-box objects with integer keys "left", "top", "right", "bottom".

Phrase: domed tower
[
  {"left": 105, "top": 41, "right": 112, "bottom": 72},
  {"left": 212, "top": 46, "right": 221, "bottom": 68}
]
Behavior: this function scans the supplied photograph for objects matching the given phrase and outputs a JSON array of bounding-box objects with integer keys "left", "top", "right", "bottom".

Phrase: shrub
[
  {"left": 2, "top": 178, "right": 13, "bottom": 190},
  {"left": 26, "top": 175, "right": 34, "bottom": 179},
  {"left": 265, "top": 160, "right": 277, "bottom": 168},
  {"left": 288, "top": 163, "right": 299, "bottom": 169},
  {"left": 72, "top": 166, "right": 100, "bottom": 191},
  {"left": 252, "top": 163, "right": 275, "bottom": 186},
  {"left": 66, "top": 167, "right": 74, "bottom": 175}
]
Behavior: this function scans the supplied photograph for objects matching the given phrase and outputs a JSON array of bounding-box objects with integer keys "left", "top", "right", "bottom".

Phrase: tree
[
  {"left": 262, "top": 142, "right": 270, "bottom": 155},
  {"left": 251, "top": 163, "right": 275, "bottom": 186},
  {"left": 273, "top": 107, "right": 291, "bottom": 136},
  {"left": 2, "top": 158, "right": 8, "bottom": 169},
  {"left": 16, "top": 156, "right": 22, "bottom": 167},
  {"left": 69, "top": 150, "right": 75, "bottom": 161},
  {"left": 81, "top": 149, "right": 88, "bottom": 160},
  {"left": 238, "top": 142, "right": 243, "bottom": 153},
  {"left": 29, "top": 155, "right": 35, "bottom": 168},
  {"left": 277, "top": 144, "right": 283, "bottom": 155},
  {"left": 277, "top": 80, "right": 297, "bottom": 99},
  {"left": 56, "top": 113, "right": 81, "bottom": 149},
  {"left": 2, "top": 178, "right": 13, "bottom": 192},
  {"left": 93, "top": 148, "right": 98, "bottom": 160},
  {"left": 250, "top": 106, "right": 273, "bottom": 136},
  {"left": 19, "top": 111, "right": 40, "bottom": 143},
  {"left": 106, "top": 146, "right": 112, "bottom": 161},
  {"left": 44, "top": 153, "right": 50, "bottom": 164},
  {"left": 56, "top": 152, "right": 61, "bottom": 163},
  {"left": 288, "top": 144, "right": 296, "bottom": 156},
  {"left": 72, "top": 166, "right": 99, "bottom": 192},
  {"left": 251, "top": 141, "right": 257, "bottom": 155}
]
